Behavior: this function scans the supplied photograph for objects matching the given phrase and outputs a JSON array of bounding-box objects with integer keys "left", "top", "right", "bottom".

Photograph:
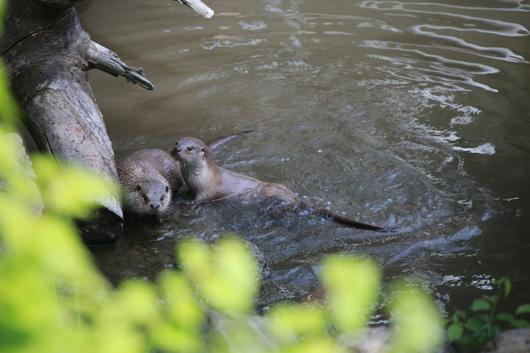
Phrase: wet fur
[
  {"left": 118, "top": 130, "right": 253, "bottom": 216},
  {"left": 118, "top": 149, "right": 181, "bottom": 215},
  {"left": 172, "top": 137, "right": 385, "bottom": 231}
]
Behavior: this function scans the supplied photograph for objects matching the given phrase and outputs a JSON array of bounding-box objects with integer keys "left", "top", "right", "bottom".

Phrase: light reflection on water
[{"left": 82, "top": 0, "right": 530, "bottom": 309}]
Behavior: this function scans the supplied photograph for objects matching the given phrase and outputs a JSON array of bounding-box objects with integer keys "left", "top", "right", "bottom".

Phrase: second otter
[
  {"left": 171, "top": 137, "right": 385, "bottom": 231},
  {"left": 118, "top": 130, "right": 253, "bottom": 216}
]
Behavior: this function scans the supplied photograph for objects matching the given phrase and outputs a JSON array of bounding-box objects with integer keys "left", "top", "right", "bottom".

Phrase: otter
[
  {"left": 170, "top": 137, "right": 385, "bottom": 231},
  {"left": 118, "top": 130, "right": 253, "bottom": 216},
  {"left": 118, "top": 149, "right": 180, "bottom": 215}
]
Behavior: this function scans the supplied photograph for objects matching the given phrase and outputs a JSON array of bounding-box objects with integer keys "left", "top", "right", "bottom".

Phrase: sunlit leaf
[
  {"left": 320, "top": 256, "right": 381, "bottom": 334},
  {"left": 210, "top": 319, "right": 271, "bottom": 353},
  {"left": 387, "top": 283, "right": 443, "bottom": 353},
  {"left": 268, "top": 303, "right": 327, "bottom": 343},
  {"left": 32, "top": 155, "right": 120, "bottom": 219},
  {"left": 0, "top": 260, "right": 61, "bottom": 353},
  {"left": 115, "top": 280, "right": 159, "bottom": 325},
  {"left": 274, "top": 337, "right": 342, "bottom": 353},
  {"left": 0, "top": 132, "right": 42, "bottom": 209},
  {"left": 151, "top": 322, "right": 203, "bottom": 353},
  {"left": 0, "top": 0, "right": 5, "bottom": 35},
  {"left": 93, "top": 325, "right": 146, "bottom": 353},
  {"left": 471, "top": 299, "right": 491, "bottom": 312},
  {"left": 158, "top": 271, "right": 204, "bottom": 329},
  {"left": 0, "top": 198, "right": 36, "bottom": 250},
  {"left": 178, "top": 237, "right": 259, "bottom": 315}
]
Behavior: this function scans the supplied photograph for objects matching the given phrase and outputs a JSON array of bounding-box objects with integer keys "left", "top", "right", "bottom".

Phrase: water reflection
[{"left": 355, "top": 0, "right": 530, "bottom": 157}]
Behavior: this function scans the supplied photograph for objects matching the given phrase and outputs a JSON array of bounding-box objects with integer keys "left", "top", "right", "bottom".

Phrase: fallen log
[{"left": 2, "top": 0, "right": 213, "bottom": 243}]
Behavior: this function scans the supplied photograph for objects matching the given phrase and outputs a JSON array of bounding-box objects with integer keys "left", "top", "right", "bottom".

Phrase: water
[{"left": 80, "top": 0, "right": 530, "bottom": 311}]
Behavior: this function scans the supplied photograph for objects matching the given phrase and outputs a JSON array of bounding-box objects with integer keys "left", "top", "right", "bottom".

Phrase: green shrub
[{"left": 447, "top": 277, "right": 530, "bottom": 349}]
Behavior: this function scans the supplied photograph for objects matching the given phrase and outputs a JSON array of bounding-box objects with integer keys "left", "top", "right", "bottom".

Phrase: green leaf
[
  {"left": 178, "top": 237, "right": 259, "bottom": 315},
  {"left": 495, "top": 313, "right": 516, "bottom": 324},
  {"left": 471, "top": 299, "right": 491, "bottom": 312},
  {"left": 268, "top": 303, "right": 327, "bottom": 343},
  {"left": 150, "top": 322, "right": 203, "bottom": 353},
  {"left": 512, "top": 320, "right": 530, "bottom": 328},
  {"left": 516, "top": 304, "right": 530, "bottom": 315},
  {"left": 320, "top": 256, "right": 381, "bottom": 334},
  {"left": 32, "top": 155, "right": 120, "bottom": 219},
  {"left": 0, "top": 0, "right": 5, "bottom": 34},
  {"left": 115, "top": 280, "right": 159, "bottom": 325},
  {"left": 387, "top": 284, "right": 443, "bottom": 353},
  {"left": 484, "top": 295, "right": 499, "bottom": 304},
  {"left": 453, "top": 310, "right": 467, "bottom": 321},
  {"left": 466, "top": 318, "right": 485, "bottom": 334},
  {"left": 447, "top": 323, "right": 463, "bottom": 342},
  {"left": 158, "top": 271, "right": 204, "bottom": 329},
  {"left": 494, "top": 277, "right": 511, "bottom": 298}
]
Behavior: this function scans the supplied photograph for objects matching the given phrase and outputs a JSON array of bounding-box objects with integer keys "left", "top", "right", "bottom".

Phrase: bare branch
[
  {"left": 175, "top": 0, "right": 214, "bottom": 19},
  {"left": 86, "top": 41, "right": 155, "bottom": 91}
]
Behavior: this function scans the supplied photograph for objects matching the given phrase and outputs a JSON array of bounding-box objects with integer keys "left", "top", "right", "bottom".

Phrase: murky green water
[{"left": 80, "top": 0, "right": 530, "bottom": 310}]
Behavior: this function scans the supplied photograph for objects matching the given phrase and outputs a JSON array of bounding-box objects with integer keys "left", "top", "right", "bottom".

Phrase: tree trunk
[{"left": 1, "top": 0, "right": 154, "bottom": 244}]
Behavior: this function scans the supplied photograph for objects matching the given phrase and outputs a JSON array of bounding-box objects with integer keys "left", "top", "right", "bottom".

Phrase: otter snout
[
  {"left": 150, "top": 202, "right": 161, "bottom": 210},
  {"left": 171, "top": 142, "right": 183, "bottom": 160}
]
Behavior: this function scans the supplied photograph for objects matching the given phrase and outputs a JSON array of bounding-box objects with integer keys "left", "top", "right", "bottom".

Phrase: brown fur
[
  {"left": 171, "top": 137, "right": 385, "bottom": 231},
  {"left": 118, "top": 130, "right": 254, "bottom": 216},
  {"left": 118, "top": 149, "right": 181, "bottom": 215}
]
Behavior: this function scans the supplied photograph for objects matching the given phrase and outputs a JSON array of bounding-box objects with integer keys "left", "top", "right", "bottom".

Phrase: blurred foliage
[
  {"left": 321, "top": 256, "right": 381, "bottom": 334},
  {"left": 0, "top": 2, "right": 443, "bottom": 352},
  {"left": 0, "top": 0, "right": 19, "bottom": 129},
  {"left": 447, "top": 277, "right": 530, "bottom": 349}
]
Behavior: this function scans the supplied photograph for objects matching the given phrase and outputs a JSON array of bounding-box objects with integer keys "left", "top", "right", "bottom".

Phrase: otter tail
[
  {"left": 316, "top": 208, "right": 385, "bottom": 232},
  {"left": 207, "top": 130, "right": 254, "bottom": 152}
]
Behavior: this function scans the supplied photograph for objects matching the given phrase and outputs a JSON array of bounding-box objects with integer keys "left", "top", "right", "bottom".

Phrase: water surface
[{"left": 81, "top": 0, "right": 530, "bottom": 310}]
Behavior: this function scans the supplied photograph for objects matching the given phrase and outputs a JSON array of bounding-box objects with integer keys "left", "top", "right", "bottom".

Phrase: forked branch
[{"left": 86, "top": 41, "right": 155, "bottom": 91}]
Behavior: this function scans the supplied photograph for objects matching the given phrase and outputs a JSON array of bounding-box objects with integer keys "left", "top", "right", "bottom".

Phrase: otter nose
[{"left": 150, "top": 203, "right": 161, "bottom": 210}]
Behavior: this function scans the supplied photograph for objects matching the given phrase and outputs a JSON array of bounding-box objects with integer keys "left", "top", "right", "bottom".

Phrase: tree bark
[{"left": 1, "top": 0, "right": 153, "bottom": 243}]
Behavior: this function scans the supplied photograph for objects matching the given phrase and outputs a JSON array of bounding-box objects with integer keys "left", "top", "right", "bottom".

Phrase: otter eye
[
  {"left": 165, "top": 186, "right": 169, "bottom": 193},
  {"left": 187, "top": 146, "right": 193, "bottom": 152},
  {"left": 160, "top": 195, "right": 165, "bottom": 201},
  {"left": 143, "top": 195, "right": 149, "bottom": 203},
  {"left": 135, "top": 185, "right": 141, "bottom": 192}
]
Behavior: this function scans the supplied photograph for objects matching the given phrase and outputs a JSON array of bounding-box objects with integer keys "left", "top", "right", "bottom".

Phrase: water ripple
[{"left": 360, "top": 0, "right": 529, "bottom": 62}]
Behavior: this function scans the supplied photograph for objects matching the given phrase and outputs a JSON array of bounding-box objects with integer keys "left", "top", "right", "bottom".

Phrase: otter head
[
  {"left": 127, "top": 179, "right": 171, "bottom": 215},
  {"left": 171, "top": 137, "right": 210, "bottom": 167}
]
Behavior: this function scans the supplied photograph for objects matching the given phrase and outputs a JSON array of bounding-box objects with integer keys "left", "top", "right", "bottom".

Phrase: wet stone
[{"left": 483, "top": 329, "right": 530, "bottom": 353}]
